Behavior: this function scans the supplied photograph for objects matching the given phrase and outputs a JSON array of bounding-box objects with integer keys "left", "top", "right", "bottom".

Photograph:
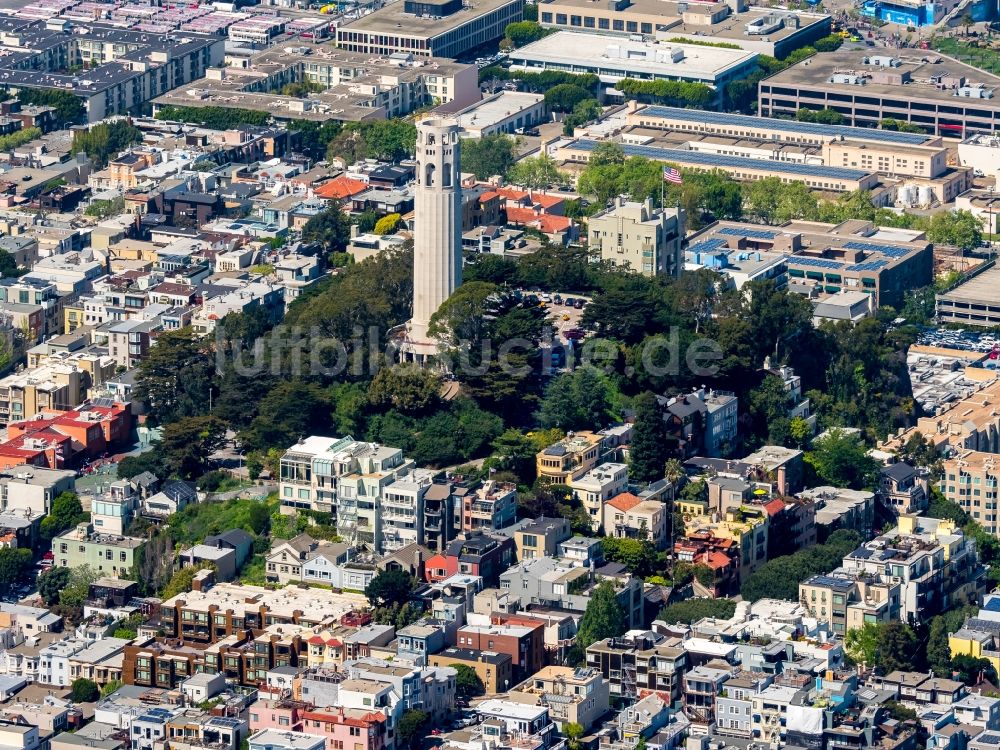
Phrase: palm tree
[{"left": 664, "top": 458, "right": 685, "bottom": 500}]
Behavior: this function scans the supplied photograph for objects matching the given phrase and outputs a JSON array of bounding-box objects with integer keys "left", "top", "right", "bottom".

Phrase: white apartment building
[
  {"left": 751, "top": 685, "right": 805, "bottom": 748},
  {"left": 570, "top": 463, "right": 629, "bottom": 532},
  {"left": 0, "top": 468, "right": 76, "bottom": 516},
  {"left": 382, "top": 469, "right": 437, "bottom": 553},
  {"left": 278, "top": 436, "right": 413, "bottom": 517},
  {"left": 38, "top": 638, "right": 89, "bottom": 687}
]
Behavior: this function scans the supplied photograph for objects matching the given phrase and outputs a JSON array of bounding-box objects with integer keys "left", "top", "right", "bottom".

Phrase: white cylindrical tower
[{"left": 408, "top": 117, "right": 462, "bottom": 351}]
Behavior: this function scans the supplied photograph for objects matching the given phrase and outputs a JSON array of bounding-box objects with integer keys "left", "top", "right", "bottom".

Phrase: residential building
[
  {"left": 509, "top": 666, "right": 610, "bottom": 731},
  {"left": 683, "top": 665, "right": 732, "bottom": 729},
  {"left": 381, "top": 469, "right": 438, "bottom": 553},
  {"left": 455, "top": 621, "right": 545, "bottom": 682},
  {"left": 880, "top": 462, "right": 929, "bottom": 515},
  {"left": 428, "top": 648, "right": 513, "bottom": 694},
  {"left": 799, "top": 574, "right": 900, "bottom": 635},
  {"left": 800, "top": 486, "right": 876, "bottom": 542},
  {"left": 499, "top": 540, "right": 644, "bottom": 629},
  {"left": 835, "top": 515, "right": 983, "bottom": 625},
  {"left": 460, "top": 480, "right": 517, "bottom": 534},
  {"left": 336, "top": 0, "right": 523, "bottom": 60},
  {"left": 51, "top": 524, "right": 145, "bottom": 578},
  {"left": 603, "top": 493, "right": 668, "bottom": 549},
  {"left": 661, "top": 388, "right": 739, "bottom": 458},
  {"left": 424, "top": 533, "right": 515, "bottom": 587},
  {"left": 586, "top": 630, "right": 687, "bottom": 703},
  {"left": 247, "top": 730, "right": 325, "bottom": 750},
  {"left": 570, "top": 463, "right": 629, "bottom": 531},
  {"left": 511, "top": 517, "right": 572, "bottom": 561},
  {"left": 535, "top": 427, "right": 632, "bottom": 486},
  {"left": 588, "top": 198, "right": 684, "bottom": 277},
  {"left": 0, "top": 467, "right": 76, "bottom": 516}
]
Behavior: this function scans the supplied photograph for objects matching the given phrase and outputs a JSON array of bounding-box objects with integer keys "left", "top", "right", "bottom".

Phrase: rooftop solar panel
[
  {"left": 572, "top": 140, "right": 872, "bottom": 181},
  {"left": 789, "top": 257, "right": 845, "bottom": 269},
  {"left": 843, "top": 240, "right": 911, "bottom": 258},
  {"left": 718, "top": 226, "right": 777, "bottom": 240},
  {"left": 688, "top": 238, "right": 727, "bottom": 253},
  {"left": 638, "top": 106, "right": 932, "bottom": 146}
]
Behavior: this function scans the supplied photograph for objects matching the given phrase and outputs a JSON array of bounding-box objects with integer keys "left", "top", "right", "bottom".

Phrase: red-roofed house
[
  {"left": 0, "top": 402, "right": 132, "bottom": 469},
  {"left": 315, "top": 175, "right": 369, "bottom": 203},
  {"left": 674, "top": 532, "right": 740, "bottom": 597},
  {"left": 602, "top": 492, "right": 668, "bottom": 549}
]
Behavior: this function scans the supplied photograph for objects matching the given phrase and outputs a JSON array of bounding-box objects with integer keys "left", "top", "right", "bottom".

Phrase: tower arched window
[
  {"left": 442, "top": 163, "right": 452, "bottom": 187},
  {"left": 425, "top": 163, "right": 436, "bottom": 186}
]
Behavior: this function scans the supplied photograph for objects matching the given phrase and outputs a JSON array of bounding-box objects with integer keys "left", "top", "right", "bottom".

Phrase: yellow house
[
  {"left": 949, "top": 628, "right": 1000, "bottom": 677},
  {"left": 64, "top": 302, "right": 85, "bottom": 334}
]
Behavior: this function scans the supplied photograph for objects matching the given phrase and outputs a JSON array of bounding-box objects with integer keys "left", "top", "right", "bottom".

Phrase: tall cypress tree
[{"left": 629, "top": 392, "right": 669, "bottom": 483}]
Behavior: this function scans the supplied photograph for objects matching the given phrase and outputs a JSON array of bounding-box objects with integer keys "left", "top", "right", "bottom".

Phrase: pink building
[{"left": 249, "top": 698, "right": 386, "bottom": 750}]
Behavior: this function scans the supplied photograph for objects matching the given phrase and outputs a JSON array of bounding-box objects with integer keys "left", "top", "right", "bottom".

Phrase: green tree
[
  {"left": 368, "top": 364, "right": 442, "bottom": 415},
  {"left": 60, "top": 565, "right": 97, "bottom": 609},
  {"left": 72, "top": 120, "right": 143, "bottom": 168},
  {"left": 544, "top": 84, "right": 593, "bottom": 113},
  {"left": 927, "top": 616, "right": 953, "bottom": 676},
  {"left": 812, "top": 34, "right": 844, "bottom": 52},
  {"left": 504, "top": 21, "right": 549, "bottom": 47},
  {"left": 844, "top": 621, "right": 879, "bottom": 666},
  {"left": 40, "top": 491, "right": 87, "bottom": 542},
  {"left": 927, "top": 210, "right": 983, "bottom": 252},
  {"left": 302, "top": 204, "right": 351, "bottom": 254},
  {"left": 452, "top": 663, "right": 486, "bottom": 698},
  {"left": 740, "top": 530, "right": 862, "bottom": 602},
  {"left": 564, "top": 723, "right": 584, "bottom": 750},
  {"left": 70, "top": 678, "right": 100, "bottom": 703},
  {"left": 397, "top": 710, "right": 429, "bottom": 750},
  {"left": 952, "top": 654, "right": 998, "bottom": 685},
  {"left": 100, "top": 679, "right": 123, "bottom": 697},
  {"left": 160, "top": 415, "right": 228, "bottom": 480},
  {"left": 807, "top": 428, "right": 880, "bottom": 490},
  {"left": 576, "top": 581, "right": 627, "bottom": 649},
  {"left": 0, "top": 549, "right": 31, "bottom": 594},
  {"left": 562, "top": 98, "right": 603, "bottom": 135},
  {"left": 239, "top": 380, "right": 332, "bottom": 454},
  {"left": 461, "top": 134, "right": 519, "bottom": 180},
  {"left": 629, "top": 392, "right": 669, "bottom": 483},
  {"left": 876, "top": 621, "right": 920, "bottom": 673},
  {"left": 154, "top": 105, "right": 268, "bottom": 129},
  {"left": 880, "top": 118, "right": 925, "bottom": 133},
  {"left": 600, "top": 537, "right": 661, "bottom": 578},
  {"left": 118, "top": 451, "right": 168, "bottom": 481},
  {"left": 748, "top": 374, "right": 793, "bottom": 447},
  {"left": 507, "top": 154, "right": 567, "bottom": 190},
  {"left": 537, "top": 366, "right": 616, "bottom": 431},
  {"left": 365, "top": 568, "right": 415, "bottom": 608},
  {"left": 37, "top": 567, "right": 70, "bottom": 606},
  {"left": 162, "top": 565, "right": 217, "bottom": 599},
  {"left": 133, "top": 327, "right": 215, "bottom": 426},
  {"left": 795, "top": 108, "right": 845, "bottom": 124}
]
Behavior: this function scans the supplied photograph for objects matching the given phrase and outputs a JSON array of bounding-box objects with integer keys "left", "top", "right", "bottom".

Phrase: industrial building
[
  {"left": 153, "top": 42, "right": 478, "bottom": 124},
  {"left": 0, "top": 17, "right": 224, "bottom": 123},
  {"left": 336, "top": 0, "right": 523, "bottom": 59},
  {"left": 685, "top": 220, "right": 932, "bottom": 309},
  {"left": 759, "top": 51, "right": 1000, "bottom": 137},
  {"left": 509, "top": 33, "right": 758, "bottom": 102},
  {"left": 537, "top": 0, "right": 831, "bottom": 57}
]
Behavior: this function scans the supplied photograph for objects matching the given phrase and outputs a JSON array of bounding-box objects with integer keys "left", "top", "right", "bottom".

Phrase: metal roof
[
  {"left": 638, "top": 105, "right": 932, "bottom": 145},
  {"left": 571, "top": 139, "right": 872, "bottom": 181}
]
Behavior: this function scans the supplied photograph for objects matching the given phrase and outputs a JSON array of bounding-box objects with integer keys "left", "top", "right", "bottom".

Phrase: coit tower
[{"left": 406, "top": 117, "right": 462, "bottom": 360}]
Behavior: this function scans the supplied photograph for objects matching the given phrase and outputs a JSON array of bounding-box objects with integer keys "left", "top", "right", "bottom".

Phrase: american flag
[{"left": 662, "top": 166, "right": 683, "bottom": 185}]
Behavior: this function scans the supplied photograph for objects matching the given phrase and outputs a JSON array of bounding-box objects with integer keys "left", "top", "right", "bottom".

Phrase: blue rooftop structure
[{"left": 637, "top": 106, "right": 932, "bottom": 146}]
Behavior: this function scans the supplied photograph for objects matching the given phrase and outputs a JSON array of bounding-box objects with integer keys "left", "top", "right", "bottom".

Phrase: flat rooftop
[
  {"left": 939, "top": 265, "right": 1000, "bottom": 306},
  {"left": 451, "top": 91, "right": 544, "bottom": 129},
  {"left": 763, "top": 50, "right": 1000, "bottom": 106},
  {"left": 510, "top": 32, "right": 755, "bottom": 82},
  {"left": 566, "top": 139, "right": 871, "bottom": 181},
  {"left": 632, "top": 104, "right": 936, "bottom": 145},
  {"left": 342, "top": 0, "right": 519, "bottom": 36}
]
